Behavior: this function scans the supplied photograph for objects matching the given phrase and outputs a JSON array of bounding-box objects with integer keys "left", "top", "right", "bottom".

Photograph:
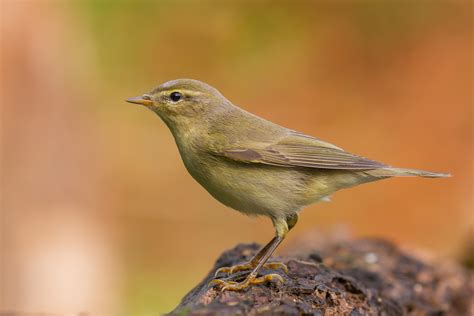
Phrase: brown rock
[{"left": 170, "top": 238, "right": 473, "bottom": 315}]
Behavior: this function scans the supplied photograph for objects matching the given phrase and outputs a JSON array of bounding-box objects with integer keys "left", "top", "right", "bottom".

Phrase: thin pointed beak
[{"left": 126, "top": 94, "right": 153, "bottom": 106}]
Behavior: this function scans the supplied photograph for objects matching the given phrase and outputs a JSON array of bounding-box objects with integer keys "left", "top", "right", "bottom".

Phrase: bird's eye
[{"left": 170, "top": 91, "right": 183, "bottom": 102}]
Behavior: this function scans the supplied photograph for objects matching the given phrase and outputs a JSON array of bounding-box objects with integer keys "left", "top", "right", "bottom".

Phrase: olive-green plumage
[{"left": 127, "top": 78, "right": 449, "bottom": 291}]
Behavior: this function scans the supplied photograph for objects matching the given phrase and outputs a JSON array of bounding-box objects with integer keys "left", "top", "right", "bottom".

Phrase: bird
[{"left": 126, "top": 79, "right": 449, "bottom": 291}]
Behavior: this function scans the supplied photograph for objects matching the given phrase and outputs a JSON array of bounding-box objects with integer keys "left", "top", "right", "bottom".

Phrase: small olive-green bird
[{"left": 127, "top": 79, "right": 449, "bottom": 291}]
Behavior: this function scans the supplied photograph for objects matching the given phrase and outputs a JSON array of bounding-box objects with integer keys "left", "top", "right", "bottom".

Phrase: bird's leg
[
  {"left": 213, "top": 213, "right": 298, "bottom": 277},
  {"left": 210, "top": 214, "right": 298, "bottom": 291}
]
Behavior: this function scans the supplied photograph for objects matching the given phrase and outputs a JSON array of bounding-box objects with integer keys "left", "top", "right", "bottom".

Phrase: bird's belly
[
  {"left": 185, "top": 159, "right": 320, "bottom": 218},
  {"left": 181, "top": 150, "right": 378, "bottom": 218}
]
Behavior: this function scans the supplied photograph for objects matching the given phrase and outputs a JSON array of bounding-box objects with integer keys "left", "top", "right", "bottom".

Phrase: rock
[{"left": 170, "top": 238, "right": 473, "bottom": 315}]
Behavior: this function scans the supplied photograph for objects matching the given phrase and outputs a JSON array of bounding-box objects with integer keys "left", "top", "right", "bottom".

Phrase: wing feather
[{"left": 214, "top": 133, "right": 387, "bottom": 170}]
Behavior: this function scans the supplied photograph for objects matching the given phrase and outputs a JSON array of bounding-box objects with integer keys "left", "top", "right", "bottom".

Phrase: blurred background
[{"left": 1, "top": 0, "right": 472, "bottom": 315}]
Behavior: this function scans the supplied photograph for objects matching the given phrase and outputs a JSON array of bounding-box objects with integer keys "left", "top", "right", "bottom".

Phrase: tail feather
[{"left": 366, "top": 167, "right": 451, "bottom": 178}]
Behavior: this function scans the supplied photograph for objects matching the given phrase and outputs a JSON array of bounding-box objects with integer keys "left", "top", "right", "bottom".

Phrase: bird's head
[{"left": 127, "top": 79, "right": 232, "bottom": 129}]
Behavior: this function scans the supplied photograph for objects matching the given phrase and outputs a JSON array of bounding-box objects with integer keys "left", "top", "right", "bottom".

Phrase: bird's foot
[
  {"left": 209, "top": 273, "right": 284, "bottom": 291},
  {"left": 213, "top": 261, "right": 288, "bottom": 277}
]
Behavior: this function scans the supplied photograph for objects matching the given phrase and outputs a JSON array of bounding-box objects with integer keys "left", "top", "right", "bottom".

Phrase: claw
[
  {"left": 209, "top": 278, "right": 238, "bottom": 287},
  {"left": 260, "top": 273, "right": 284, "bottom": 284},
  {"left": 214, "top": 261, "right": 288, "bottom": 277},
  {"left": 210, "top": 273, "right": 285, "bottom": 291},
  {"left": 263, "top": 262, "right": 289, "bottom": 274},
  {"left": 214, "top": 263, "right": 253, "bottom": 277}
]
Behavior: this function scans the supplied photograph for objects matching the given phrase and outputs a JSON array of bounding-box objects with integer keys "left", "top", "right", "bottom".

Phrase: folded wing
[{"left": 213, "top": 131, "right": 387, "bottom": 170}]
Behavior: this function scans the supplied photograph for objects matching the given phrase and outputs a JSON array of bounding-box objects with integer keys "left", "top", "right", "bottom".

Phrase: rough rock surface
[{"left": 170, "top": 238, "right": 473, "bottom": 315}]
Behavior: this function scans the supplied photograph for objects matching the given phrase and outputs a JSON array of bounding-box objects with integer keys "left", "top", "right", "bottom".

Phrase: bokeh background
[{"left": 1, "top": 1, "right": 472, "bottom": 315}]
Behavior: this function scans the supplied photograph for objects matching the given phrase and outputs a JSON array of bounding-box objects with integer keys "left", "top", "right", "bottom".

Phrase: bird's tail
[{"left": 366, "top": 167, "right": 451, "bottom": 178}]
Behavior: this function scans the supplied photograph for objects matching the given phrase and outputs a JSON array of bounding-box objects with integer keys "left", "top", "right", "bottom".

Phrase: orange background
[{"left": 1, "top": 1, "right": 472, "bottom": 315}]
